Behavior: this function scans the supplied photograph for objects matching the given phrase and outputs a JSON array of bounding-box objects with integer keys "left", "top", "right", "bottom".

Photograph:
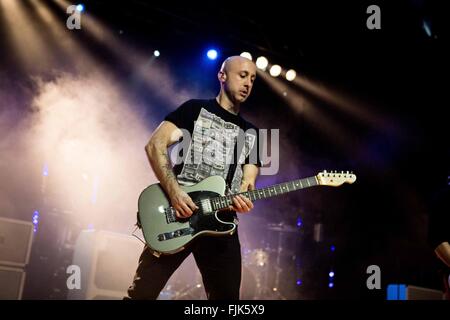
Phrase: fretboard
[{"left": 210, "top": 176, "right": 318, "bottom": 211}]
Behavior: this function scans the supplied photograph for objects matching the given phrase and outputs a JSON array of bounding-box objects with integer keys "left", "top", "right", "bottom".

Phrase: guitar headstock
[{"left": 316, "top": 170, "right": 357, "bottom": 187}]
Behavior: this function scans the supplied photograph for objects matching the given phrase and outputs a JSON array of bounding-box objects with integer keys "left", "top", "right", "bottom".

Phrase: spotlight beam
[
  {"left": 1, "top": 0, "right": 52, "bottom": 73},
  {"left": 53, "top": 0, "right": 189, "bottom": 107},
  {"left": 28, "top": 0, "right": 95, "bottom": 71},
  {"left": 257, "top": 70, "right": 356, "bottom": 152},
  {"left": 292, "top": 74, "right": 398, "bottom": 136}
]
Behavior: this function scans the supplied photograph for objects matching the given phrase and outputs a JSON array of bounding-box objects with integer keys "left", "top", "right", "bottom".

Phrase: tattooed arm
[{"left": 145, "top": 121, "right": 198, "bottom": 218}]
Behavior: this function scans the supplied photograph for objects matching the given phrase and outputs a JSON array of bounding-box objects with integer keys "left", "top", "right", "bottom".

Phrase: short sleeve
[{"left": 164, "top": 99, "right": 197, "bottom": 130}]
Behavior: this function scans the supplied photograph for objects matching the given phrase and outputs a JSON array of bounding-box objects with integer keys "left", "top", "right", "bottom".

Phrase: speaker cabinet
[
  {"left": 0, "top": 266, "right": 26, "bottom": 299},
  {"left": 0, "top": 217, "right": 33, "bottom": 267},
  {"left": 67, "top": 230, "right": 144, "bottom": 300},
  {"left": 406, "top": 285, "right": 444, "bottom": 300}
]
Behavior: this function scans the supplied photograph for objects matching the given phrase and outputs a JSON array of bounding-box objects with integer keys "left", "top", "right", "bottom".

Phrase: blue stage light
[
  {"left": 207, "top": 49, "right": 218, "bottom": 60},
  {"left": 32, "top": 210, "right": 39, "bottom": 233}
]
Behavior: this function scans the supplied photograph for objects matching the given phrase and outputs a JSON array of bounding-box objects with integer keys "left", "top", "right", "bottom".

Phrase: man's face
[{"left": 222, "top": 59, "right": 257, "bottom": 104}]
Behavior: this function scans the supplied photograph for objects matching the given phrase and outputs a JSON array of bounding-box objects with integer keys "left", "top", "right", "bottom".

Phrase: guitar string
[{"left": 182, "top": 178, "right": 318, "bottom": 209}]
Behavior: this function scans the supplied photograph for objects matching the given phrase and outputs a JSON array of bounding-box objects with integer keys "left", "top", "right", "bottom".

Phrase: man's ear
[{"left": 218, "top": 70, "right": 227, "bottom": 83}]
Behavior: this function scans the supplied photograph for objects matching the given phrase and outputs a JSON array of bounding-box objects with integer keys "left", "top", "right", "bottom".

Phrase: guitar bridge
[{"left": 157, "top": 227, "right": 194, "bottom": 241}]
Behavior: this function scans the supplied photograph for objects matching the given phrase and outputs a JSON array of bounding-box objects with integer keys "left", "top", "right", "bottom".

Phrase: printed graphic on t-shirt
[{"left": 177, "top": 107, "right": 256, "bottom": 194}]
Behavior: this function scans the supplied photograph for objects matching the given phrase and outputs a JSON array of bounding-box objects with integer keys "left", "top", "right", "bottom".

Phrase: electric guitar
[{"left": 138, "top": 170, "right": 356, "bottom": 255}]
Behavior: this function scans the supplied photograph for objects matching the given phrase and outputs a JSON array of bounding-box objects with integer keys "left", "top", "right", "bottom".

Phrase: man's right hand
[{"left": 168, "top": 188, "right": 198, "bottom": 218}]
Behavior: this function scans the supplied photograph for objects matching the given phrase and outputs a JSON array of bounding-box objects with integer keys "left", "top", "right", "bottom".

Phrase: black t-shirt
[{"left": 164, "top": 98, "right": 262, "bottom": 194}]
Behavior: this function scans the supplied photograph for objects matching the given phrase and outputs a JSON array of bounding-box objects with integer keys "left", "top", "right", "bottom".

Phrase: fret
[{"left": 277, "top": 184, "right": 283, "bottom": 194}]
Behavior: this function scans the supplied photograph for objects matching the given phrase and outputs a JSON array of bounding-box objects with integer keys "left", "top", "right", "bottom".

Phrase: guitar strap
[{"left": 225, "top": 128, "right": 245, "bottom": 194}]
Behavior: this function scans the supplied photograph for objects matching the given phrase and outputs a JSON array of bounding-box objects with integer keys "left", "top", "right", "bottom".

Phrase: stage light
[
  {"left": 296, "top": 279, "right": 302, "bottom": 285},
  {"left": 42, "top": 163, "right": 49, "bottom": 176},
  {"left": 207, "top": 49, "right": 218, "bottom": 60},
  {"left": 269, "top": 65, "right": 282, "bottom": 77},
  {"left": 328, "top": 282, "right": 334, "bottom": 288},
  {"left": 32, "top": 210, "right": 40, "bottom": 233},
  {"left": 296, "top": 217, "right": 302, "bottom": 227},
  {"left": 154, "top": 50, "right": 160, "bottom": 57},
  {"left": 423, "top": 20, "right": 432, "bottom": 37},
  {"left": 255, "top": 56, "right": 268, "bottom": 70},
  {"left": 76, "top": 4, "right": 84, "bottom": 12},
  {"left": 329, "top": 271, "right": 335, "bottom": 278},
  {"left": 330, "top": 245, "right": 336, "bottom": 252},
  {"left": 286, "top": 69, "right": 297, "bottom": 81},
  {"left": 240, "top": 52, "right": 252, "bottom": 61}
]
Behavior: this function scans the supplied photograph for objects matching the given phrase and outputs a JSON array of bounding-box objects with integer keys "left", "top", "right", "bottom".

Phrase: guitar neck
[{"left": 210, "top": 176, "right": 319, "bottom": 211}]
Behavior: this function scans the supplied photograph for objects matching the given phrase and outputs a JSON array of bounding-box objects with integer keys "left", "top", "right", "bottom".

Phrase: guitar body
[{"left": 138, "top": 176, "right": 235, "bottom": 255}]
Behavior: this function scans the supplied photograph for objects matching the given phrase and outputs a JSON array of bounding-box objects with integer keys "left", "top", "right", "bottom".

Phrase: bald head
[
  {"left": 220, "top": 55, "right": 256, "bottom": 73},
  {"left": 217, "top": 55, "right": 257, "bottom": 105}
]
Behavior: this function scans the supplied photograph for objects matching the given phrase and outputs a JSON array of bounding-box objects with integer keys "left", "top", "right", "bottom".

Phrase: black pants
[{"left": 126, "top": 230, "right": 242, "bottom": 300}]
